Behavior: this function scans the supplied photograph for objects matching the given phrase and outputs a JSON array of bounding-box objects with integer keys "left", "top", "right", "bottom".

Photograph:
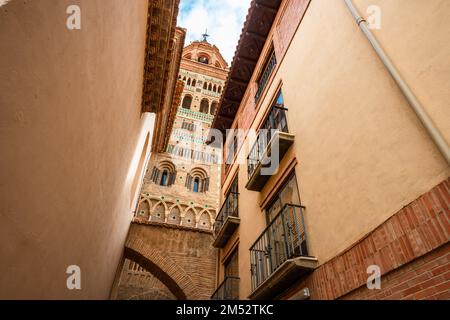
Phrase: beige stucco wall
[
  {"left": 219, "top": 0, "right": 450, "bottom": 299},
  {"left": 280, "top": 0, "right": 450, "bottom": 263},
  {"left": 0, "top": 0, "right": 155, "bottom": 299}
]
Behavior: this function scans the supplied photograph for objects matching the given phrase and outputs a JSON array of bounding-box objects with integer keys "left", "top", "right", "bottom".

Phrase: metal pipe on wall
[{"left": 343, "top": 0, "right": 450, "bottom": 165}]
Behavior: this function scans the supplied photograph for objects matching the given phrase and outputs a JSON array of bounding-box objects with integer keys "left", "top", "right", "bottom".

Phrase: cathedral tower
[
  {"left": 114, "top": 39, "right": 229, "bottom": 300},
  {"left": 139, "top": 39, "right": 228, "bottom": 229}
]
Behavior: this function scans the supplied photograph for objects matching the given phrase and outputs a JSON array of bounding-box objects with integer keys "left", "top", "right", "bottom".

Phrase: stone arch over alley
[{"left": 113, "top": 221, "right": 217, "bottom": 300}]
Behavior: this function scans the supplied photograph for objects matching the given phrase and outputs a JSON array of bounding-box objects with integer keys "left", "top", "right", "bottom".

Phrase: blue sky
[{"left": 178, "top": 0, "right": 252, "bottom": 64}]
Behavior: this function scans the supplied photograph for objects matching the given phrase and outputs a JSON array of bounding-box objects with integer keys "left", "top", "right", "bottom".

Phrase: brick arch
[
  {"left": 184, "top": 206, "right": 198, "bottom": 216},
  {"left": 136, "top": 199, "right": 151, "bottom": 220},
  {"left": 148, "top": 196, "right": 161, "bottom": 203},
  {"left": 197, "top": 209, "right": 213, "bottom": 224},
  {"left": 207, "top": 209, "right": 217, "bottom": 222},
  {"left": 128, "top": 289, "right": 176, "bottom": 300},
  {"left": 197, "top": 209, "right": 213, "bottom": 229},
  {"left": 151, "top": 200, "right": 168, "bottom": 213},
  {"left": 167, "top": 204, "right": 182, "bottom": 225},
  {"left": 165, "top": 201, "right": 175, "bottom": 211},
  {"left": 168, "top": 203, "right": 182, "bottom": 211},
  {"left": 150, "top": 201, "right": 167, "bottom": 222},
  {"left": 124, "top": 237, "right": 201, "bottom": 300}
]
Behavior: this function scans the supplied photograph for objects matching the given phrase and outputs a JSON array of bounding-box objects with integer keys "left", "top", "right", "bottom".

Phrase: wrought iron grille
[
  {"left": 211, "top": 276, "right": 240, "bottom": 300},
  {"left": 250, "top": 204, "right": 308, "bottom": 291},
  {"left": 247, "top": 106, "right": 288, "bottom": 179},
  {"left": 214, "top": 192, "right": 239, "bottom": 236}
]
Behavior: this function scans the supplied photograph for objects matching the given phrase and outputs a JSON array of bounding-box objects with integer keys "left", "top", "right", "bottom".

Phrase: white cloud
[
  {"left": 178, "top": 0, "right": 252, "bottom": 64},
  {"left": 0, "top": 0, "right": 12, "bottom": 7}
]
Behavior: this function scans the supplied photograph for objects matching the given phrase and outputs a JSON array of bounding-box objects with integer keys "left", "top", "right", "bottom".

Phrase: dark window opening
[
  {"left": 255, "top": 47, "right": 277, "bottom": 102},
  {"left": 198, "top": 56, "right": 209, "bottom": 64},
  {"left": 200, "top": 99, "right": 209, "bottom": 114},
  {"left": 182, "top": 95, "right": 192, "bottom": 109},
  {"left": 210, "top": 102, "right": 218, "bottom": 115},
  {"left": 193, "top": 178, "right": 200, "bottom": 192},
  {"left": 160, "top": 170, "right": 168, "bottom": 186}
]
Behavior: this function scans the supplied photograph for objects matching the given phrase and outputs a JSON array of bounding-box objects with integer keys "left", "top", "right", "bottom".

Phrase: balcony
[
  {"left": 249, "top": 204, "right": 317, "bottom": 300},
  {"left": 213, "top": 192, "right": 239, "bottom": 248},
  {"left": 211, "top": 276, "right": 240, "bottom": 300},
  {"left": 246, "top": 106, "right": 294, "bottom": 191}
]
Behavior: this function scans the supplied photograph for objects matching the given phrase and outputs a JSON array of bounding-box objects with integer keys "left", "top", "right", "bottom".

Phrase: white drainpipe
[{"left": 343, "top": 0, "right": 450, "bottom": 165}]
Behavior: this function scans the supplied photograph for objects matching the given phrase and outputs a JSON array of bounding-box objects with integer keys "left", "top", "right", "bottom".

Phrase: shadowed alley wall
[{"left": 0, "top": 0, "right": 155, "bottom": 298}]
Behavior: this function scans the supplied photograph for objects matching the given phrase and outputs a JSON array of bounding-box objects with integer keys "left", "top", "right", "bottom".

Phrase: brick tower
[{"left": 114, "top": 39, "right": 229, "bottom": 300}]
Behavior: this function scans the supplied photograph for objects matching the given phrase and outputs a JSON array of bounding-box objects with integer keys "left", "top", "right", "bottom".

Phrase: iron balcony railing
[
  {"left": 247, "top": 106, "right": 289, "bottom": 179},
  {"left": 255, "top": 50, "right": 277, "bottom": 101},
  {"left": 250, "top": 204, "right": 308, "bottom": 292},
  {"left": 214, "top": 192, "right": 239, "bottom": 236},
  {"left": 211, "top": 276, "right": 240, "bottom": 300}
]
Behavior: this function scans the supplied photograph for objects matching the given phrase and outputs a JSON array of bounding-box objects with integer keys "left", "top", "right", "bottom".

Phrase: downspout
[{"left": 343, "top": 0, "right": 450, "bottom": 165}]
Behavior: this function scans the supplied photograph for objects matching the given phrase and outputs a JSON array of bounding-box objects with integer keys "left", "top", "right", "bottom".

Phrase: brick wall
[
  {"left": 280, "top": 178, "right": 450, "bottom": 300},
  {"left": 343, "top": 243, "right": 449, "bottom": 300},
  {"left": 116, "top": 259, "right": 177, "bottom": 300},
  {"left": 274, "top": 0, "right": 311, "bottom": 60},
  {"left": 114, "top": 221, "right": 217, "bottom": 300}
]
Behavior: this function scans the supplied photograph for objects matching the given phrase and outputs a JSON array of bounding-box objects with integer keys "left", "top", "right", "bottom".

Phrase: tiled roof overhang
[
  {"left": 160, "top": 79, "right": 185, "bottom": 151},
  {"left": 152, "top": 27, "right": 186, "bottom": 153},
  {"left": 141, "top": 0, "right": 180, "bottom": 113},
  {"left": 210, "top": 0, "right": 282, "bottom": 134}
]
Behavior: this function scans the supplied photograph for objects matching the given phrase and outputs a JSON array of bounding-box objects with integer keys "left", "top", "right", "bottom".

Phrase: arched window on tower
[
  {"left": 198, "top": 55, "right": 209, "bottom": 64},
  {"left": 213, "top": 85, "right": 217, "bottom": 92},
  {"left": 182, "top": 95, "right": 192, "bottom": 109},
  {"left": 208, "top": 83, "right": 212, "bottom": 91},
  {"left": 210, "top": 102, "right": 218, "bottom": 115},
  {"left": 192, "top": 79, "right": 196, "bottom": 87},
  {"left": 203, "top": 82, "right": 208, "bottom": 90},
  {"left": 187, "top": 78, "right": 191, "bottom": 86},
  {"left": 218, "top": 86, "right": 222, "bottom": 94},
  {"left": 185, "top": 168, "right": 209, "bottom": 193},
  {"left": 150, "top": 161, "right": 177, "bottom": 187},
  {"left": 200, "top": 99, "right": 209, "bottom": 114}
]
